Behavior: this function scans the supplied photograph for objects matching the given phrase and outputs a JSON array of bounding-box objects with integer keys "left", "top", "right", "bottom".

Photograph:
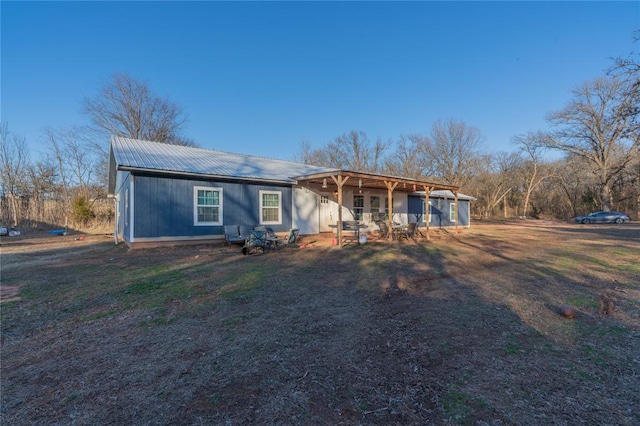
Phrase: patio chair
[
  {"left": 285, "top": 228, "right": 300, "bottom": 245},
  {"left": 399, "top": 222, "right": 418, "bottom": 240},
  {"left": 377, "top": 221, "right": 390, "bottom": 240},
  {"left": 239, "top": 225, "right": 253, "bottom": 241},
  {"left": 224, "top": 225, "right": 246, "bottom": 248},
  {"left": 242, "top": 229, "right": 267, "bottom": 255}
]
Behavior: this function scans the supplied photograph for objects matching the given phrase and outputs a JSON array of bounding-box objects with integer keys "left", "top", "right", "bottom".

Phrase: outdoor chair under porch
[
  {"left": 398, "top": 222, "right": 418, "bottom": 240},
  {"left": 376, "top": 221, "right": 390, "bottom": 240},
  {"left": 242, "top": 229, "right": 267, "bottom": 255}
]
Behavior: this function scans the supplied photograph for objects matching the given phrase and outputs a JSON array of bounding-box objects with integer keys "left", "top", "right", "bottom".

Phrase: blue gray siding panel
[
  {"left": 408, "top": 195, "right": 471, "bottom": 227},
  {"left": 132, "top": 174, "right": 293, "bottom": 239}
]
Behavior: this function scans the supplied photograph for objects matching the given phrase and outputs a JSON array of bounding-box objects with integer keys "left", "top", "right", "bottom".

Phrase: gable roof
[
  {"left": 108, "top": 137, "right": 466, "bottom": 197},
  {"left": 109, "top": 136, "right": 337, "bottom": 193}
]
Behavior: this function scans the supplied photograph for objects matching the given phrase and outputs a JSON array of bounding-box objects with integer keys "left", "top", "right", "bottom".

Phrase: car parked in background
[{"left": 575, "top": 211, "right": 630, "bottom": 224}]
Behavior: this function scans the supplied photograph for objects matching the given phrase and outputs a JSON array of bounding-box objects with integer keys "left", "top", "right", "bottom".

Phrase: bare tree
[
  {"left": 468, "top": 152, "right": 521, "bottom": 218},
  {"left": 26, "top": 160, "right": 58, "bottom": 226},
  {"left": 512, "top": 132, "right": 555, "bottom": 218},
  {"left": 383, "top": 134, "right": 431, "bottom": 179},
  {"left": 425, "top": 118, "right": 485, "bottom": 188},
  {"left": 293, "top": 140, "right": 332, "bottom": 166},
  {"left": 0, "top": 123, "right": 30, "bottom": 227},
  {"left": 542, "top": 76, "right": 639, "bottom": 211},
  {"left": 83, "top": 73, "right": 193, "bottom": 146},
  {"left": 300, "top": 131, "right": 388, "bottom": 172},
  {"left": 609, "top": 30, "right": 639, "bottom": 83}
]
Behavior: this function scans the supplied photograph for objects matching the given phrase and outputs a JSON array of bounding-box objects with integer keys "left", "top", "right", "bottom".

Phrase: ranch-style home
[{"left": 108, "top": 136, "right": 474, "bottom": 248}]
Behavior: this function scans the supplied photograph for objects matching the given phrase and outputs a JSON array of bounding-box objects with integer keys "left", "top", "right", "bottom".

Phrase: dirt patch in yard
[{"left": 1, "top": 221, "right": 639, "bottom": 425}]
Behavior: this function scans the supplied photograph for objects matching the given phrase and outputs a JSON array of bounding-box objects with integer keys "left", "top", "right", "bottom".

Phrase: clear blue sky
[{"left": 2, "top": 1, "right": 638, "bottom": 161}]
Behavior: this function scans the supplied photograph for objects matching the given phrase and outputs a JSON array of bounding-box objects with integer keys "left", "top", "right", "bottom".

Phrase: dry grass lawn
[{"left": 1, "top": 221, "right": 639, "bottom": 425}]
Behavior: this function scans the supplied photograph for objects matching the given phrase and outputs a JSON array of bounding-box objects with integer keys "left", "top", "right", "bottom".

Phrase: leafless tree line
[
  {"left": 1, "top": 40, "right": 638, "bottom": 231},
  {"left": 0, "top": 74, "right": 192, "bottom": 231},
  {"left": 295, "top": 40, "right": 639, "bottom": 221}
]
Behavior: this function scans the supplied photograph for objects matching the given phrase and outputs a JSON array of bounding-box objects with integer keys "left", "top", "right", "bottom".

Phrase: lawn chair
[
  {"left": 377, "top": 221, "right": 390, "bottom": 240},
  {"left": 285, "top": 228, "right": 300, "bottom": 245},
  {"left": 239, "top": 225, "right": 253, "bottom": 241},
  {"left": 224, "top": 225, "right": 246, "bottom": 248},
  {"left": 399, "top": 222, "right": 418, "bottom": 240},
  {"left": 242, "top": 229, "right": 267, "bottom": 255}
]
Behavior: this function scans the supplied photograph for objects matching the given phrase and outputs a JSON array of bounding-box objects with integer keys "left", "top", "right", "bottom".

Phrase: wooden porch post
[
  {"left": 384, "top": 180, "right": 398, "bottom": 241},
  {"left": 423, "top": 185, "right": 432, "bottom": 241},
  {"left": 331, "top": 175, "right": 349, "bottom": 248}
]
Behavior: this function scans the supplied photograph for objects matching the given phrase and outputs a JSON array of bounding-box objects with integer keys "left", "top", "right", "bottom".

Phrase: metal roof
[
  {"left": 109, "top": 137, "right": 469, "bottom": 198},
  {"left": 110, "top": 136, "right": 337, "bottom": 183}
]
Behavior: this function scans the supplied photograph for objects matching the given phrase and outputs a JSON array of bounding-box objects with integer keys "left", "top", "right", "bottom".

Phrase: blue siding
[
  {"left": 132, "top": 174, "right": 293, "bottom": 239},
  {"left": 408, "top": 195, "right": 470, "bottom": 227}
]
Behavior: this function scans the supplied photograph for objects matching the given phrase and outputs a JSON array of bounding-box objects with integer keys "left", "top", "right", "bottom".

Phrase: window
[
  {"left": 353, "top": 194, "right": 364, "bottom": 221},
  {"left": 320, "top": 195, "right": 329, "bottom": 204},
  {"left": 260, "top": 190, "right": 281, "bottom": 224},
  {"left": 194, "top": 186, "right": 222, "bottom": 226},
  {"left": 370, "top": 196, "right": 382, "bottom": 221},
  {"left": 450, "top": 202, "right": 456, "bottom": 222},
  {"left": 384, "top": 197, "right": 394, "bottom": 220}
]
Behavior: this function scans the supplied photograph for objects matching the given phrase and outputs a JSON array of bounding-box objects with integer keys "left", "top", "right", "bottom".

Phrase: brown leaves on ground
[{"left": 1, "top": 222, "right": 639, "bottom": 425}]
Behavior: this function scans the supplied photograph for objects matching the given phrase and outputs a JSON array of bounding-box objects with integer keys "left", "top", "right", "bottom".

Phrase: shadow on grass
[{"left": 1, "top": 226, "right": 639, "bottom": 425}]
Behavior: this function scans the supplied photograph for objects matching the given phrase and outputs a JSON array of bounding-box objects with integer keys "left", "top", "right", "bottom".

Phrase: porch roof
[{"left": 292, "top": 170, "right": 459, "bottom": 193}]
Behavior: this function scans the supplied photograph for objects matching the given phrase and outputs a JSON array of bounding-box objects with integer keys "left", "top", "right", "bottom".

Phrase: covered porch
[{"left": 293, "top": 170, "right": 460, "bottom": 247}]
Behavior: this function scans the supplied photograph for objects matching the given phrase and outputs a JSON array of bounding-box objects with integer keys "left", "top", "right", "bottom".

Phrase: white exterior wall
[
  {"left": 293, "top": 187, "right": 420, "bottom": 235},
  {"left": 292, "top": 186, "right": 319, "bottom": 235}
]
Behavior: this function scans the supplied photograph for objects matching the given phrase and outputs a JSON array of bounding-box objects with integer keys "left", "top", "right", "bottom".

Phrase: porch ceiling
[{"left": 292, "top": 170, "right": 459, "bottom": 193}]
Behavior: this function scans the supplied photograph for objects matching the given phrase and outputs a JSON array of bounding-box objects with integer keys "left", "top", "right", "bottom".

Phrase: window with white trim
[
  {"left": 260, "top": 190, "right": 282, "bottom": 224},
  {"left": 194, "top": 186, "right": 222, "bottom": 226},
  {"left": 370, "top": 196, "right": 382, "bottom": 221},
  {"left": 450, "top": 202, "right": 456, "bottom": 222},
  {"left": 353, "top": 194, "right": 364, "bottom": 221}
]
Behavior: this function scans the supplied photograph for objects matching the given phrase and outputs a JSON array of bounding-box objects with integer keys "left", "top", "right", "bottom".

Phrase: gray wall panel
[{"left": 132, "top": 174, "right": 293, "bottom": 238}]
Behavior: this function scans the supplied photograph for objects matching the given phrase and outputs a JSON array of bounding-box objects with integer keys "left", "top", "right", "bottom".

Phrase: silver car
[{"left": 575, "top": 211, "right": 630, "bottom": 224}]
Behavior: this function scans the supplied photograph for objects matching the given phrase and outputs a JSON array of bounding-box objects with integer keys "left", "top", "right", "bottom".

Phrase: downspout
[{"left": 113, "top": 196, "right": 118, "bottom": 245}]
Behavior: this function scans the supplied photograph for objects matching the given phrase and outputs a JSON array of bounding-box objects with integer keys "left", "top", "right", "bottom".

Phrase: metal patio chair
[
  {"left": 242, "top": 229, "right": 267, "bottom": 255},
  {"left": 224, "top": 225, "right": 246, "bottom": 248},
  {"left": 399, "top": 222, "right": 418, "bottom": 240},
  {"left": 377, "top": 221, "right": 390, "bottom": 240}
]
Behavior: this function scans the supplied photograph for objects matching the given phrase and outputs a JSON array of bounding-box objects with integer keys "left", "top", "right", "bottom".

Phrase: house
[{"left": 108, "top": 137, "right": 473, "bottom": 248}]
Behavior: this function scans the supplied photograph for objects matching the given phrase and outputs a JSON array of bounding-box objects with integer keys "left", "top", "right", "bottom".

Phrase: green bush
[{"left": 72, "top": 195, "right": 96, "bottom": 224}]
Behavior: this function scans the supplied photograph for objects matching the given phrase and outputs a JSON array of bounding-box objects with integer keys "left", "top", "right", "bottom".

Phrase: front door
[{"left": 319, "top": 193, "right": 333, "bottom": 232}]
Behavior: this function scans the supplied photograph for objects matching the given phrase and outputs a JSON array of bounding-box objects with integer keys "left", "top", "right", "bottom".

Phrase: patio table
[{"left": 330, "top": 223, "right": 368, "bottom": 244}]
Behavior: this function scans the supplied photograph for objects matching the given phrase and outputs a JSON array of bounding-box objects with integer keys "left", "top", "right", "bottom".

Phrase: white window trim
[
  {"left": 259, "top": 190, "right": 282, "bottom": 225},
  {"left": 450, "top": 201, "right": 456, "bottom": 222},
  {"left": 194, "top": 186, "right": 223, "bottom": 226}
]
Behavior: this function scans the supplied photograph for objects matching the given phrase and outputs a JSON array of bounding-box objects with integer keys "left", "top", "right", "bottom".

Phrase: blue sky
[{"left": 2, "top": 1, "right": 638, "bottom": 161}]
